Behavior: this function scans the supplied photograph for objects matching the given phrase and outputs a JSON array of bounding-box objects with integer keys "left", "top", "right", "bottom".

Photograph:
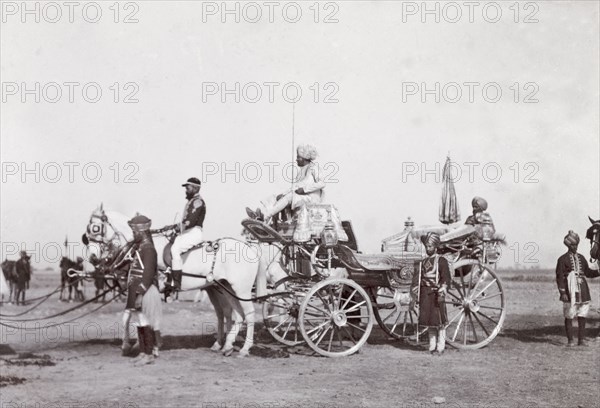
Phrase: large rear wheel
[{"left": 445, "top": 259, "right": 506, "bottom": 349}]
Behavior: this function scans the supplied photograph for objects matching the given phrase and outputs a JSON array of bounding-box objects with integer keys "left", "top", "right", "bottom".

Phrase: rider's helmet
[{"left": 127, "top": 214, "right": 152, "bottom": 232}]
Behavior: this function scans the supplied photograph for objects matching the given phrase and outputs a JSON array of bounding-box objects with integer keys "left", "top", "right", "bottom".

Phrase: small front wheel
[{"left": 299, "top": 278, "right": 373, "bottom": 357}]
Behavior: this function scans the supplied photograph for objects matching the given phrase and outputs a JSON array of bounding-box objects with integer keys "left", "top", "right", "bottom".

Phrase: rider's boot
[{"left": 172, "top": 270, "right": 182, "bottom": 291}]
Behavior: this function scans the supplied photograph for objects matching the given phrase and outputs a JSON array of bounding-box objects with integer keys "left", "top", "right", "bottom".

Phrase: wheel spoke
[
  {"left": 305, "top": 301, "right": 330, "bottom": 316},
  {"left": 467, "top": 264, "right": 475, "bottom": 297},
  {"left": 476, "top": 310, "right": 499, "bottom": 326},
  {"left": 472, "top": 311, "right": 490, "bottom": 337},
  {"left": 342, "top": 326, "right": 358, "bottom": 345},
  {"left": 478, "top": 305, "right": 503, "bottom": 311},
  {"left": 346, "top": 321, "right": 367, "bottom": 333},
  {"left": 449, "top": 312, "right": 465, "bottom": 342},
  {"left": 469, "top": 268, "right": 486, "bottom": 297},
  {"left": 462, "top": 311, "right": 468, "bottom": 345},
  {"left": 327, "top": 326, "right": 334, "bottom": 352},
  {"left": 468, "top": 313, "right": 478, "bottom": 343},
  {"left": 476, "top": 292, "right": 503, "bottom": 302},
  {"left": 390, "top": 311, "right": 404, "bottom": 335},
  {"left": 446, "top": 290, "right": 462, "bottom": 302},
  {"left": 446, "top": 308, "right": 464, "bottom": 325},
  {"left": 472, "top": 278, "right": 497, "bottom": 300},
  {"left": 314, "top": 324, "right": 333, "bottom": 347},
  {"left": 340, "top": 288, "right": 358, "bottom": 311},
  {"left": 273, "top": 315, "right": 294, "bottom": 331},
  {"left": 381, "top": 309, "right": 400, "bottom": 324},
  {"left": 344, "top": 299, "right": 366, "bottom": 314},
  {"left": 306, "top": 320, "right": 331, "bottom": 338}
]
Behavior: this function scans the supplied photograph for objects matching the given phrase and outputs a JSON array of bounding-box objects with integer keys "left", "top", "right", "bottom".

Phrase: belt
[{"left": 130, "top": 270, "right": 144, "bottom": 278}]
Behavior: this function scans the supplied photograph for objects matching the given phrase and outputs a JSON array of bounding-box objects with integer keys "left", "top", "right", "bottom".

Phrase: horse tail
[{"left": 142, "top": 285, "right": 163, "bottom": 330}]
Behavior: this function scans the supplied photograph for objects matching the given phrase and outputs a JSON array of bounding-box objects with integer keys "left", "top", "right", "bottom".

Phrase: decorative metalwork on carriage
[
  {"left": 386, "top": 264, "right": 415, "bottom": 289},
  {"left": 292, "top": 204, "right": 348, "bottom": 243}
]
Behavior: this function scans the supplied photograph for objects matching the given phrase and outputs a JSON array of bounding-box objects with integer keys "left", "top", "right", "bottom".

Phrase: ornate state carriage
[{"left": 243, "top": 205, "right": 506, "bottom": 357}]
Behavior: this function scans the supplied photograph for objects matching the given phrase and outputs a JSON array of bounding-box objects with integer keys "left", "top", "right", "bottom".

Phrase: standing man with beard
[
  {"left": 411, "top": 232, "right": 452, "bottom": 355},
  {"left": 167, "top": 177, "right": 206, "bottom": 290}
]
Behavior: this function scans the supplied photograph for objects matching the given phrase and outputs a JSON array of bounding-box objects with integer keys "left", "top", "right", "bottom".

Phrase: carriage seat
[{"left": 336, "top": 244, "right": 410, "bottom": 272}]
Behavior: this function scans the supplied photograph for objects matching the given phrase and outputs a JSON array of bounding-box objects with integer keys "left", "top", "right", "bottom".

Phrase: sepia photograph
[{"left": 0, "top": 1, "right": 599, "bottom": 407}]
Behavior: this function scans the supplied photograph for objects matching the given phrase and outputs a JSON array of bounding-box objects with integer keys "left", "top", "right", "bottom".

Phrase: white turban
[{"left": 297, "top": 144, "right": 318, "bottom": 161}]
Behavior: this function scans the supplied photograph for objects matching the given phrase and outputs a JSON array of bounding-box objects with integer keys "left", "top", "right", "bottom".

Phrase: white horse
[{"left": 84, "top": 206, "right": 260, "bottom": 357}]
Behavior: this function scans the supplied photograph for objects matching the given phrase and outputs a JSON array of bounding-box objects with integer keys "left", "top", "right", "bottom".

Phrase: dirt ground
[{"left": 1, "top": 269, "right": 599, "bottom": 408}]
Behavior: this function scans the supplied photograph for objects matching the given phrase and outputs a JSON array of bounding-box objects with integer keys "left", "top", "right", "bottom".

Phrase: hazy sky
[{"left": 1, "top": 1, "right": 598, "bottom": 269}]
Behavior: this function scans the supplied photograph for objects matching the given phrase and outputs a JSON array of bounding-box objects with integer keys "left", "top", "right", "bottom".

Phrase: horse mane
[{"left": 103, "top": 210, "right": 134, "bottom": 242}]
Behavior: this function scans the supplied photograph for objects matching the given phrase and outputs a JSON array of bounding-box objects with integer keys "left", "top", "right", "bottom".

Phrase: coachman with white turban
[
  {"left": 411, "top": 232, "right": 452, "bottom": 355},
  {"left": 247, "top": 144, "right": 326, "bottom": 221},
  {"left": 556, "top": 230, "right": 599, "bottom": 347}
]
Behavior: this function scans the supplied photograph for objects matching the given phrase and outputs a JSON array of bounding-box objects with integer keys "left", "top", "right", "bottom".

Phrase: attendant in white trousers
[
  {"left": 411, "top": 232, "right": 452, "bottom": 355},
  {"left": 167, "top": 177, "right": 206, "bottom": 290}
]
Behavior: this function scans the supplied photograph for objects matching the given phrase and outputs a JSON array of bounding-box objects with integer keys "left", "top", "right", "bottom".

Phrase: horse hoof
[
  {"left": 210, "top": 343, "right": 222, "bottom": 352},
  {"left": 222, "top": 348, "right": 234, "bottom": 357},
  {"left": 237, "top": 350, "right": 250, "bottom": 358}
]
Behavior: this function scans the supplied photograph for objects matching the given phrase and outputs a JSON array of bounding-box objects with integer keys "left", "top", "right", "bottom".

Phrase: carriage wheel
[
  {"left": 371, "top": 287, "right": 427, "bottom": 341},
  {"left": 298, "top": 278, "right": 373, "bottom": 357},
  {"left": 262, "top": 284, "right": 304, "bottom": 346},
  {"left": 444, "top": 259, "right": 506, "bottom": 349}
]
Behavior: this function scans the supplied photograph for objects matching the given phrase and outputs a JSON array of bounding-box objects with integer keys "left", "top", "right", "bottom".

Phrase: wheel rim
[
  {"left": 371, "top": 287, "right": 427, "bottom": 340},
  {"left": 299, "top": 278, "right": 373, "bottom": 357},
  {"left": 445, "top": 260, "right": 506, "bottom": 349}
]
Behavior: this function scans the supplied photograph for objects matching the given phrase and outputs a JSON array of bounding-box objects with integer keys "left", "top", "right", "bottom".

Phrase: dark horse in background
[
  {"left": 59, "top": 257, "right": 85, "bottom": 302},
  {"left": 1, "top": 259, "right": 17, "bottom": 303},
  {"left": 587, "top": 216, "right": 600, "bottom": 263}
]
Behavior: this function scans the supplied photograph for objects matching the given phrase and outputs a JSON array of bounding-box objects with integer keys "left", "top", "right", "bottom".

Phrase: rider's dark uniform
[{"left": 126, "top": 238, "right": 159, "bottom": 310}]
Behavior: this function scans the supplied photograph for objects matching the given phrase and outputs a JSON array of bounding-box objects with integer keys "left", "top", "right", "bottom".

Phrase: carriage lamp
[{"left": 320, "top": 209, "right": 338, "bottom": 248}]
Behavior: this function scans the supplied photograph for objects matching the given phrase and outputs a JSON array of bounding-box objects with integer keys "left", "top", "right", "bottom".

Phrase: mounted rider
[
  {"left": 124, "top": 214, "right": 163, "bottom": 365},
  {"left": 166, "top": 177, "right": 207, "bottom": 290},
  {"left": 246, "top": 144, "right": 326, "bottom": 222}
]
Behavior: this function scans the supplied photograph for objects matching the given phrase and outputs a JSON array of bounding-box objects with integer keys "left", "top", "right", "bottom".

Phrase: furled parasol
[{"left": 439, "top": 155, "right": 460, "bottom": 224}]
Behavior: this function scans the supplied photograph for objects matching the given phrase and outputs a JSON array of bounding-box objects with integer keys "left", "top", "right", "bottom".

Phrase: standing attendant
[
  {"left": 411, "top": 232, "right": 452, "bottom": 355},
  {"left": 125, "top": 214, "right": 163, "bottom": 365},
  {"left": 15, "top": 251, "right": 31, "bottom": 306},
  {"left": 556, "top": 230, "right": 599, "bottom": 347}
]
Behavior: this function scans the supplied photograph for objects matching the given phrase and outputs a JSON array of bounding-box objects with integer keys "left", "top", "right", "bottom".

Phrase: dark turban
[
  {"left": 472, "top": 196, "right": 488, "bottom": 211},
  {"left": 563, "top": 230, "right": 580, "bottom": 246},
  {"left": 128, "top": 214, "right": 152, "bottom": 232},
  {"left": 421, "top": 232, "right": 441, "bottom": 248}
]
